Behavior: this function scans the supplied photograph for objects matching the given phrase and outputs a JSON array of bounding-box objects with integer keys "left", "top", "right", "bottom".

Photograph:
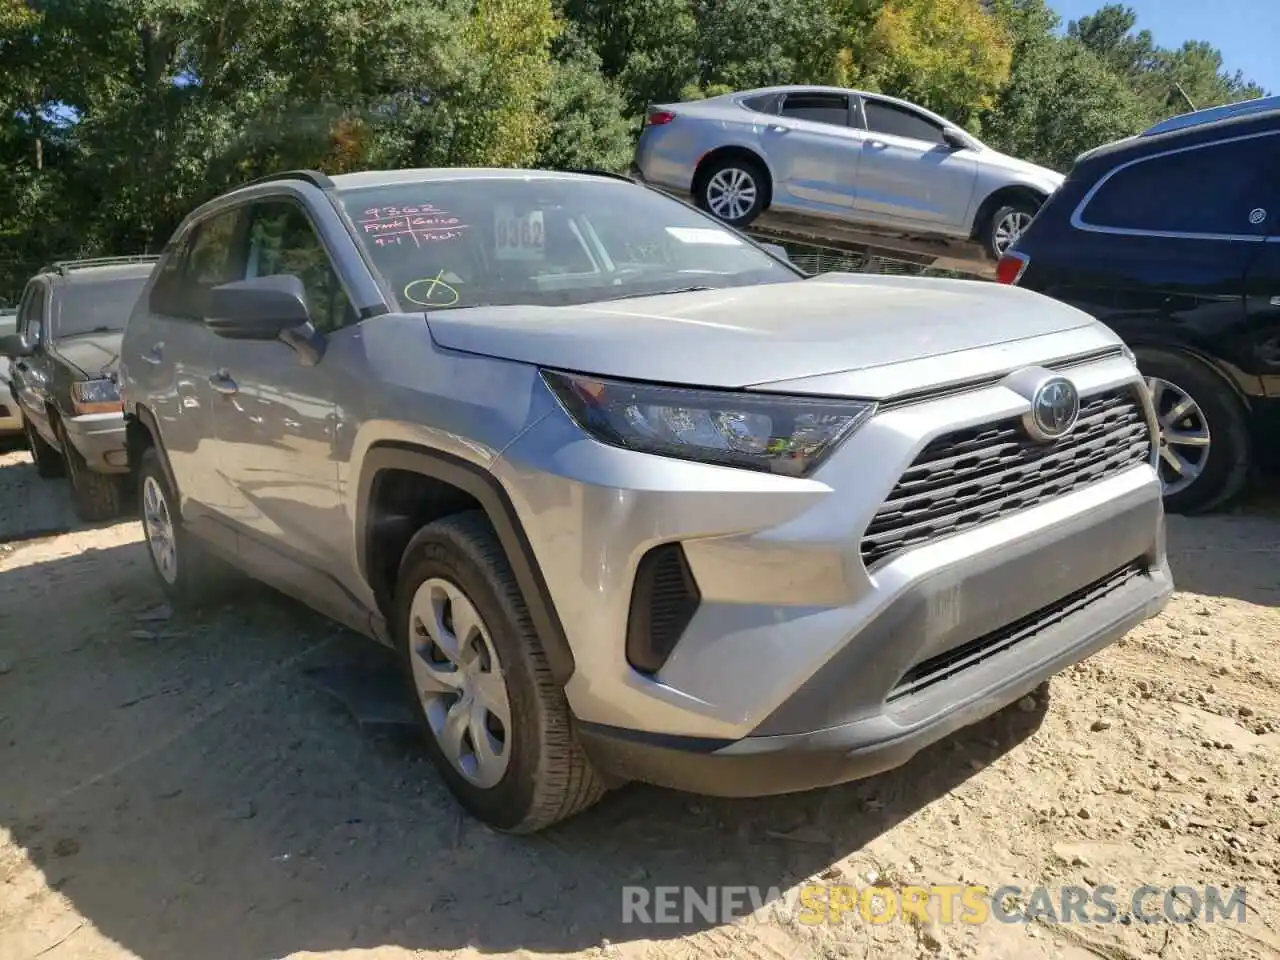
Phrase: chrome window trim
[{"left": 1070, "top": 129, "right": 1280, "bottom": 243}]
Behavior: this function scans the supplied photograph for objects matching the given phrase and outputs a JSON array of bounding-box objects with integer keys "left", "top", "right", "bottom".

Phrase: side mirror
[
  {"left": 942, "top": 129, "right": 969, "bottom": 151},
  {"left": 760, "top": 242, "right": 792, "bottom": 264},
  {"left": 0, "top": 333, "right": 32, "bottom": 358},
  {"left": 205, "top": 274, "right": 312, "bottom": 341}
]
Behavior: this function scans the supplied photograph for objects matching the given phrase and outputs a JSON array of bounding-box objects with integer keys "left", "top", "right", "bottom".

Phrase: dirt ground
[{"left": 1, "top": 445, "right": 1279, "bottom": 960}]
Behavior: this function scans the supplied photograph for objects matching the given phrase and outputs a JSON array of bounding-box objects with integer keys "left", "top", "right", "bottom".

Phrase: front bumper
[
  {"left": 0, "top": 399, "right": 21, "bottom": 435},
  {"left": 494, "top": 346, "right": 1170, "bottom": 794},
  {"left": 577, "top": 518, "right": 1170, "bottom": 797},
  {"left": 62, "top": 410, "right": 129, "bottom": 473}
]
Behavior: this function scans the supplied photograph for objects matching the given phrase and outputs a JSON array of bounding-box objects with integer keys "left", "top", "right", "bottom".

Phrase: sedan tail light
[
  {"left": 646, "top": 110, "right": 677, "bottom": 126},
  {"left": 995, "top": 251, "right": 1030, "bottom": 285}
]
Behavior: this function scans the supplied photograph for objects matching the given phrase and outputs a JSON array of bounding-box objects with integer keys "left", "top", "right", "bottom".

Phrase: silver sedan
[{"left": 633, "top": 85, "right": 1064, "bottom": 260}]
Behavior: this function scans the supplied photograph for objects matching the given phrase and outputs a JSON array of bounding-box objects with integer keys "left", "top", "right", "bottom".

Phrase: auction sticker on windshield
[
  {"left": 665, "top": 227, "right": 743, "bottom": 246},
  {"left": 495, "top": 206, "right": 545, "bottom": 261}
]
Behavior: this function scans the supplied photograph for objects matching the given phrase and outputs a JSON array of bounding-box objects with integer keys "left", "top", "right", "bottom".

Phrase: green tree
[
  {"left": 692, "top": 0, "right": 841, "bottom": 92},
  {"left": 558, "top": 0, "right": 698, "bottom": 112},
  {"left": 836, "top": 0, "right": 1014, "bottom": 131},
  {"left": 536, "top": 27, "right": 635, "bottom": 172},
  {"left": 981, "top": 0, "right": 1147, "bottom": 170}
]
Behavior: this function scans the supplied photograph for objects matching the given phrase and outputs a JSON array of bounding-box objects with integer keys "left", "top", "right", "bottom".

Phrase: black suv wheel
[{"left": 1137, "top": 349, "right": 1252, "bottom": 514}]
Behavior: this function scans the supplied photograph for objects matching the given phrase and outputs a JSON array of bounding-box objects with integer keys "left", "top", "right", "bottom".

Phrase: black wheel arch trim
[
  {"left": 126, "top": 406, "right": 181, "bottom": 497},
  {"left": 355, "top": 442, "right": 577, "bottom": 686},
  {"left": 1129, "top": 340, "right": 1261, "bottom": 405},
  {"left": 971, "top": 185, "right": 1047, "bottom": 241}
]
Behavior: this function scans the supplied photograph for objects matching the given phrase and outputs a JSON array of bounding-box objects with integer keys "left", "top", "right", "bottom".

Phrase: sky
[{"left": 1049, "top": 0, "right": 1279, "bottom": 96}]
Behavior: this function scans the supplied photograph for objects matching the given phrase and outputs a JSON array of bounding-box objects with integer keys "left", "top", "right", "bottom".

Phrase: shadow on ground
[
  {"left": 0, "top": 448, "right": 135, "bottom": 546},
  {"left": 0, "top": 538, "right": 1050, "bottom": 960},
  {"left": 1164, "top": 487, "right": 1280, "bottom": 607}
]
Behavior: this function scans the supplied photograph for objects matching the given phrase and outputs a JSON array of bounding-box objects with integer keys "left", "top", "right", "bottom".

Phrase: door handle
[
  {"left": 142, "top": 342, "right": 164, "bottom": 365},
  {"left": 208, "top": 371, "right": 239, "bottom": 396},
  {"left": 767, "top": 124, "right": 789, "bottom": 134},
  {"left": 868, "top": 140, "right": 887, "bottom": 149}
]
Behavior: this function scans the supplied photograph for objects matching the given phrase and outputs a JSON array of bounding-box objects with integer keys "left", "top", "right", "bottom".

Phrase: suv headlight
[
  {"left": 71, "top": 378, "right": 122, "bottom": 414},
  {"left": 542, "top": 370, "right": 875, "bottom": 477}
]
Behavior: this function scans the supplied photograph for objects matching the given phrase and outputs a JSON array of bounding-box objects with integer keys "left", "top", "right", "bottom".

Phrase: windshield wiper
[{"left": 602, "top": 285, "right": 716, "bottom": 302}]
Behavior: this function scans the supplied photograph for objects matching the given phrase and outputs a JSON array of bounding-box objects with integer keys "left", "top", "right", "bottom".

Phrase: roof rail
[
  {"left": 41, "top": 255, "right": 161, "bottom": 276},
  {"left": 240, "top": 169, "right": 335, "bottom": 190},
  {"left": 1141, "top": 94, "right": 1280, "bottom": 138}
]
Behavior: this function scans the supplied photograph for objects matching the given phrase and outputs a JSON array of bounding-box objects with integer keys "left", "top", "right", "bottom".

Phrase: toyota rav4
[{"left": 118, "top": 167, "right": 1173, "bottom": 833}]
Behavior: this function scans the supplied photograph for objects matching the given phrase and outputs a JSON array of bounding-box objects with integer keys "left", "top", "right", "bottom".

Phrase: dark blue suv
[{"left": 998, "top": 97, "right": 1280, "bottom": 514}]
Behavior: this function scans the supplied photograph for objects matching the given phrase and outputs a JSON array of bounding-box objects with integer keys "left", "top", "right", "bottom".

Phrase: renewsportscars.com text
[{"left": 621, "top": 883, "right": 1248, "bottom": 927}]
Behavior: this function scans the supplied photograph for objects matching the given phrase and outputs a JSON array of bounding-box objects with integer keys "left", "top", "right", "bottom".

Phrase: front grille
[
  {"left": 887, "top": 561, "right": 1145, "bottom": 702},
  {"left": 861, "top": 387, "right": 1151, "bottom": 568},
  {"left": 625, "top": 543, "right": 701, "bottom": 675}
]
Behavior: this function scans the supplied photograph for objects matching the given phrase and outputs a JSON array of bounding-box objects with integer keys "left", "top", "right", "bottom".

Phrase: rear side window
[
  {"left": 863, "top": 100, "right": 946, "bottom": 145},
  {"left": 740, "top": 93, "right": 780, "bottom": 115},
  {"left": 779, "top": 93, "right": 850, "bottom": 127},
  {"left": 1080, "top": 133, "right": 1280, "bottom": 237},
  {"left": 17, "top": 281, "right": 46, "bottom": 344}
]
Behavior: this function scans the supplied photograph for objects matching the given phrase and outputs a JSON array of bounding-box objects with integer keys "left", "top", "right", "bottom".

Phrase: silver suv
[{"left": 118, "top": 168, "right": 1172, "bottom": 833}]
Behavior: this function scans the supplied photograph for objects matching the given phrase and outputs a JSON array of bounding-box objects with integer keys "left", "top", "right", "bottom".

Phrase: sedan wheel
[
  {"left": 1146, "top": 376, "right": 1212, "bottom": 497},
  {"left": 992, "top": 209, "right": 1034, "bottom": 257},
  {"left": 408, "top": 576, "right": 512, "bottom": 789},
  {"left": 706, "top": 167, "right": 759, "bottom": 223}
]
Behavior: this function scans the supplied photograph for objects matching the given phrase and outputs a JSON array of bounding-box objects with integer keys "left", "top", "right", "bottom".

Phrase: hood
[
  {"left": 980, "top": 149, "right": 1065, "bottom": 189},
  {"left": 49, "top": 331, "right": 123, "bottom": 378},
  {"left": 423, "top": 274, "right": 1101, "bottom": 397}
]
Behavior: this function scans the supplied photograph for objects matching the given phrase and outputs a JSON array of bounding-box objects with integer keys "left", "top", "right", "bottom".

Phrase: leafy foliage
[
  {"left": 838, "top": 0, "right": 1014, "bottom": 132},
  {"left": 0, "top": 0, "right": 1270, "bottom": 301}
]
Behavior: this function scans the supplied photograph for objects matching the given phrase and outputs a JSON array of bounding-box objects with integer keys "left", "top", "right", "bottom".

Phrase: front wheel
[
  {"left": 983, "top": 200, "right": 1038, "bottom": 260},
  {"left": 24, "top": 419, "right": 65, "bottom": 479},
  {"left": 58, "top": 421, "right": 126, "bottom": 522},
  {"left": 137, "top": 446, "right": 226, "bottom": 606},
  {"left": 1137, "top": 349, "right": 1252, "bottom": 514},
  {"left": 394, "top": 511, "right": 606, "bottom": 833}
]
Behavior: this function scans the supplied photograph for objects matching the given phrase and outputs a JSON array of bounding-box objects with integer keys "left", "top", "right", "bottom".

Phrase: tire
[
  {"left": 57, "top": 420, "right": 126, "bottom": 522},
  {"left": 1136, "top": 348, "right": 1252, "bottom": 514},
  {"left": 393, "top": 511, "right": 606, "bottom": 833},
  {"left": 982, "top": 199, "right": 1039, "bottom": 261},
  {"left": 696, "top": 156, "right": 767, "bottom": 228},
  {"left": 24, "top": 419, "right": 65, "bottom": 479},
  {"left": 137, "top": 446, "right": 224, "bottom": 607}
]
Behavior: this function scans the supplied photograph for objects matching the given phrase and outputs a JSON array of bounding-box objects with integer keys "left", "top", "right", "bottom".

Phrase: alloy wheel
[
  {"left": 408, "top": 577, "right": 512, "bottom": 789},
  {"left": 141, "top": 474, "right": 179, "bottom": 584},
  {"left": 1146, "top": 376, "right": 1212, "bottom": 496},
  {"left": 993, "top": 210, "right": 1034, "bottom": 256},
  {"left": 706, "top": 167, "right": 758, "bottom": 222}
]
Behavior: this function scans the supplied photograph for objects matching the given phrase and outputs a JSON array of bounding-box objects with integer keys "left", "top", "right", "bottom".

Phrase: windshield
[
  {"left": 334, "top": 177, "right": 800, "bottom": 311},
  {"left": 54, "top": 275, "right": 149, "bottom": 337}
]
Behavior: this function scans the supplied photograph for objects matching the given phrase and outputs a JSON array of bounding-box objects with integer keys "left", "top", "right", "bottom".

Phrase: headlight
[
  {"left": 71, "top": 378, "right": 121, "bottom": 414},
  {"left": 541, "top": 370, "right": 875, "bottom": 477}
]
